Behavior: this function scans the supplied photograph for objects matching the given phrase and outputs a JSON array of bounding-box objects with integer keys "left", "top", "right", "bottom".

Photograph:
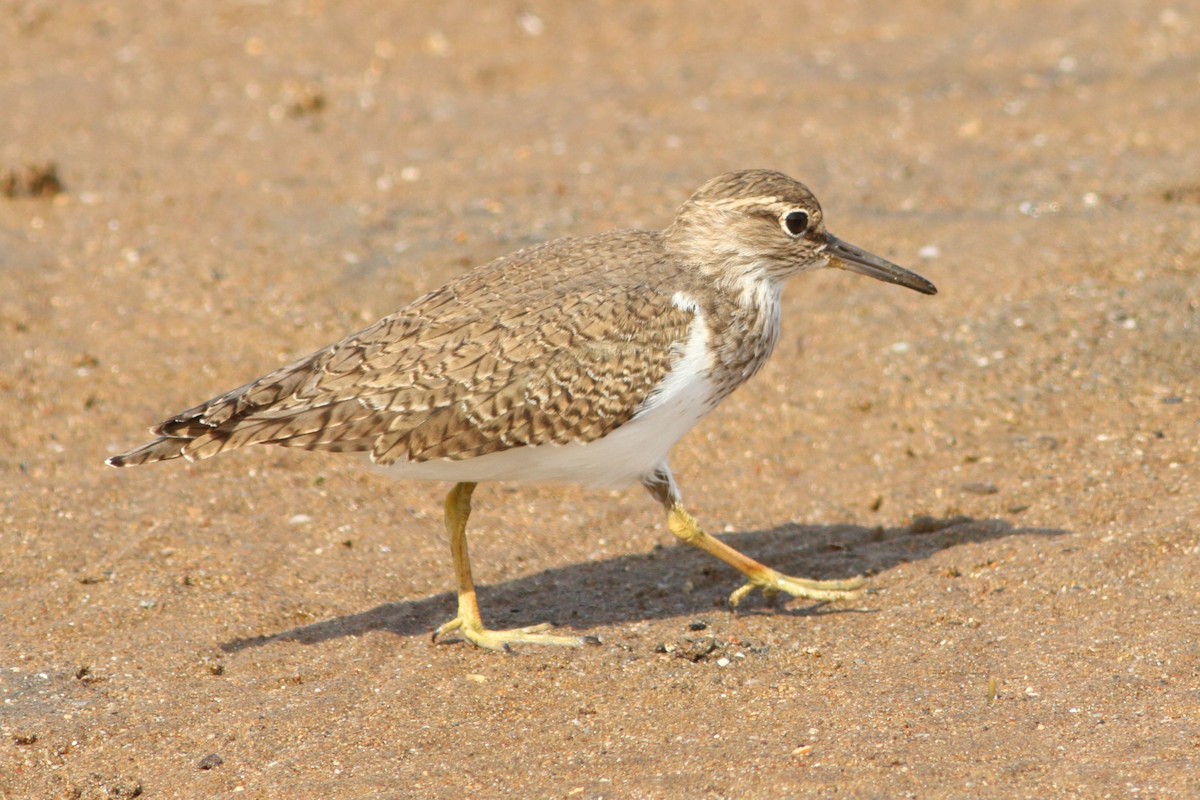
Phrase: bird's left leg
[
  {"left": 432, "top": 482, "right": 591, "bottom": 651},
  {"left": 641, "top": 466, "right": 865, "bottom": 607}
]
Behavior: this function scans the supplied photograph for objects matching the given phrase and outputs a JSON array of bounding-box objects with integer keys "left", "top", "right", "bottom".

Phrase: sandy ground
[{"left": 2, "top": 1, "right": 1199, "bottom": 797}]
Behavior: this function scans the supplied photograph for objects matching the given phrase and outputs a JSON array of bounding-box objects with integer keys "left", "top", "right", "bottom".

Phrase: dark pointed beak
[{"left": 825, "top": 234, "right": 937, "bottom": 295}]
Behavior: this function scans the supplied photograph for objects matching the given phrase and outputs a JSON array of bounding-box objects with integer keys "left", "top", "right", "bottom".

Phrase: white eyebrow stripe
[
  {"left": 705, "top": 195, "right": 784, "bottom": 210},
  {"left": 695, "top": 195, "right": 823, "bottom": 227}
]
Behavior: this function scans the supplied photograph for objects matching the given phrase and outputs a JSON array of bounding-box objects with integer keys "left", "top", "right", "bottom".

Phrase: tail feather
[
  {"left": 106, "top": 436, "right": 192, "bottom": 467},
  {"left": 107, "top": 396, "right": 383, "bottom": 468},
  {"left": 105, "top": 348, "right": 349, "bottom": 469}
]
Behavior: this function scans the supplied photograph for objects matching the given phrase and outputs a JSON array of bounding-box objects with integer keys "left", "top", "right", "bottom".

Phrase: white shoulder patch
[{"left": 644, "top": 292, "right": 712, "bottom": 411}]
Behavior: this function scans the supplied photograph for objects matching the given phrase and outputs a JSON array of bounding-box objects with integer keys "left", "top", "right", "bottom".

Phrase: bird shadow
[{"left": 220, "top": 515, "right": 1067, "bottom": 653}]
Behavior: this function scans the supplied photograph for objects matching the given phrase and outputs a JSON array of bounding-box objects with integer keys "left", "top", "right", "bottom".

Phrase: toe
[{"left": 433, "top": 618, "right": 590, "bottom": 651}]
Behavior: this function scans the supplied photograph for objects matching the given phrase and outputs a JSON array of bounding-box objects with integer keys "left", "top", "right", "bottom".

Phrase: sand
[{"left": 2, "top": 2, "right": 1198, "bottom": 797}]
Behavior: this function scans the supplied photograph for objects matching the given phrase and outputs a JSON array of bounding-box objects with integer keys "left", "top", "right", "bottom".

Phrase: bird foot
[
  {"left": 728, "top": 570, "right": 866, "bottom": 607},
  {"left": 432, "top": 616, "right": 597, "bottom": 652}
]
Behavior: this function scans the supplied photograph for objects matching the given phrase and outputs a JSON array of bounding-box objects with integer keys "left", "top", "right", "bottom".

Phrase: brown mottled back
[{"left": 109, "top": 231, "right": 696, "bottom": 467}]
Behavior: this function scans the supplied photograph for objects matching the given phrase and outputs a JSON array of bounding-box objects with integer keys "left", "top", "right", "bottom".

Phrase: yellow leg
[
  {"left": 666, "top": 504, "right": 865, "bottom": 607},
  {"left": 431, "top": 482, "right": 591, "bottom": 651}
]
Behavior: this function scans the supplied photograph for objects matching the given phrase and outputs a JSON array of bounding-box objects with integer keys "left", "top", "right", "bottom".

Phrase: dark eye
[{"left": 782, "top": 210, "right": 809, "bottom": 237}]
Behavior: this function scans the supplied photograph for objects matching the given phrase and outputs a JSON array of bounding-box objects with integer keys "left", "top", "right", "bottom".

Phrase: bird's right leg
[{"left": 641, "top": 466, "right": 865, "bottom": 607}]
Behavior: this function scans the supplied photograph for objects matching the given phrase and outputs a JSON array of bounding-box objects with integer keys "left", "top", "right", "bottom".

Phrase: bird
[{"left": 107, "top": 169, "right": 937, "bottom": 652}]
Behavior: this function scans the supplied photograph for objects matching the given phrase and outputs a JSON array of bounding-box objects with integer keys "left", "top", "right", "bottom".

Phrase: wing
[{"left": 108, "top": 232, "right": 696, "bottom": 468}]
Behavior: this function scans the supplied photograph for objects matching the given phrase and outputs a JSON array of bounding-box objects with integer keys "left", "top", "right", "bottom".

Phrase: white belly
[{"left": 380, "top": 295, "right": 717, "bottom": 488}]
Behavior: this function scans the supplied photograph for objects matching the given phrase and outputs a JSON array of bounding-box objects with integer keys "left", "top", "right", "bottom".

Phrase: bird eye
[{"left": 782, "top": 210, "right": 809, "bottom": 237}]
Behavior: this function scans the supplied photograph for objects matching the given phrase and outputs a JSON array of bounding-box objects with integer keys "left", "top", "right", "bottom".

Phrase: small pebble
[
  {"left": 962, "top": 482, "right": 999, "bottom": 495},
  {"left": 198, "top": 753, "right": 224, "bottom": 770},
  {"left": 716, "top": 657, "right": 730, "bottom": 667},
  {"left": 909, "top": 516, "right": 948, "bottom": 534}
]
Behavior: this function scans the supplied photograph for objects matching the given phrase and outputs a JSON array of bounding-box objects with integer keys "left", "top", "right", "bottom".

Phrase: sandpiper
[{"left": 108, "top": 170, "right": 937, "bottom": 651}]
